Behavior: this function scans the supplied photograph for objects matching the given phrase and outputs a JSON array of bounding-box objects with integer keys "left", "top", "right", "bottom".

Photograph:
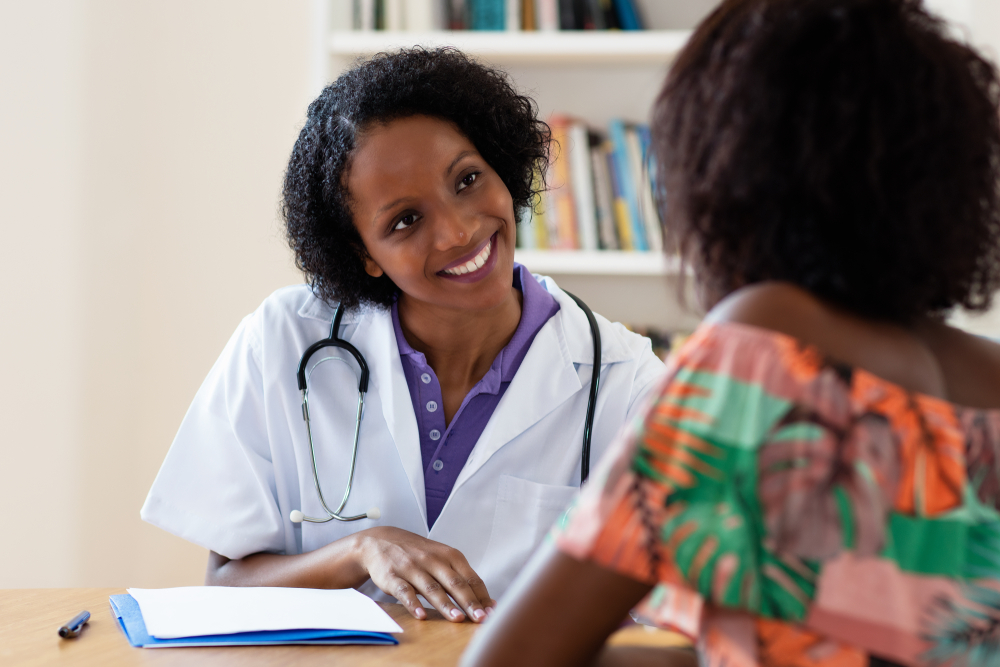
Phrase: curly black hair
[
  {"left": 282, "top": 48, "right": 550, "bottom": 310},
  {"left": 653, "top": 0, "right": 1000, "bottom": 324}
]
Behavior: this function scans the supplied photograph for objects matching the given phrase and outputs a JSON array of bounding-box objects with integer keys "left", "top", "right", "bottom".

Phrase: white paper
[{"left": 128, "top": 587, "right": 404, "bottom": 639}]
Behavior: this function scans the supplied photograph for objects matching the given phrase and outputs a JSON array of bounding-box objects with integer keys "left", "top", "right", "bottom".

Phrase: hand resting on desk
[{"left": 206, "top": 526, "right": 495, "bottom": 624}]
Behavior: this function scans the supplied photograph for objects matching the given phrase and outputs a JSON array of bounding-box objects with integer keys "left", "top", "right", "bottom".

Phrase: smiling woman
[{"left": 139, "top": 48, "right": 665, "bottom": 626}]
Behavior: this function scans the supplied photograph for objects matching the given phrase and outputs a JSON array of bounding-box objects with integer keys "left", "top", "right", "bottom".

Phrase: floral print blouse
[{"left": 555, "top": 322, "right": 1000, "bottom": 667}]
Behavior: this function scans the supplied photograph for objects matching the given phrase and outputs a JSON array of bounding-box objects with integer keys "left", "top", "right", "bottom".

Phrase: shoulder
[
  {"left": 917, "top": 320, "right": 1000, "bottom": 409},
  {"left": 704, "top": 282, "right": 833, "bottom": 336},
  {"left": 705, "top": 282, "right": 947, "bottom": 400},
  {"left": 240, "top": 285, "right": 389, "bottom": 360},
  {"left": 255, "top": 284, "right": 333, "bottom": 323}
]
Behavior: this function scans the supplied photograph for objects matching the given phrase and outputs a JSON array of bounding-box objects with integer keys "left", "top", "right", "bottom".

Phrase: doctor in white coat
[{"left": 142, "top": 48, "right": 664, "bottom": 625}]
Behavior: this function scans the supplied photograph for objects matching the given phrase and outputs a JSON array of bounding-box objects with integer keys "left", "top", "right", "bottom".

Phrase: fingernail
[
  {"left": 415, "top": 607, "right": 426, "bottom": 619},
  {"left": 449, "top": 609, "right": 464, "bottom": 620},
  {"left": 472, "top": 608, "right": 486, "bottom": 621},
  {"left": 485, "top": 606, "right": 496, "bottom": 615}
]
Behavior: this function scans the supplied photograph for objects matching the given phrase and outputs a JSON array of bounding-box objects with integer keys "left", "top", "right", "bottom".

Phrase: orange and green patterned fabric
[{"left": 555, "top": 322, "right": 1000, "bottom": 667}]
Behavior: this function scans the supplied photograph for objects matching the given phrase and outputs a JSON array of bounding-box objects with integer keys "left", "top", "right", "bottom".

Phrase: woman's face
[{"left": 346, "top": 115, "right": 517, "bottom": 314}]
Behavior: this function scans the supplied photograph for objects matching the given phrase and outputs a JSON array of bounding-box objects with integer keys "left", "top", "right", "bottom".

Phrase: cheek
[{"left": 486, "top": 180, "right": 515, "bottom": 221}]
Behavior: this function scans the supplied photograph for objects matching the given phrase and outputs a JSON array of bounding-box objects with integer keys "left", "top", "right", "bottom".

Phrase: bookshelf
[
  {"left": 329, "top": 30, "right": 690, "bottom": 64},
  {"left": 325, "top": 4, "right": 715, "bottom": 330},
  {"left": 514, "top": 250, "right": 681, "bottom": 276}
]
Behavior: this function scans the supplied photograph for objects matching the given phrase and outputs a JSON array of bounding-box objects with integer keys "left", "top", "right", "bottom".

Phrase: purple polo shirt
[{"left": 392, "top": 264, "right": 560, "bottom": 528}]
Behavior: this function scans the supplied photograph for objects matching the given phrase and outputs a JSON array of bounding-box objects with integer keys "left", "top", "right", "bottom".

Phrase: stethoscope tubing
[{"left": 291, "top": 289, "right": 601, "bottom": 524}]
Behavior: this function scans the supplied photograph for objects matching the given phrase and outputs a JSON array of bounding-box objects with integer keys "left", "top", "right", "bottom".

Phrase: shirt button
[
  {"left": 429, "top": 429, "right": 441, "bottom": 441},
  {"left": 426, "top": 400, "right": 438, "bottom": 412},
  {"left": 432, "top": 459, "right": 444, "bottom": 471},
  {"left": 420, "top": 373, "right": 432, "bottom": 384}
]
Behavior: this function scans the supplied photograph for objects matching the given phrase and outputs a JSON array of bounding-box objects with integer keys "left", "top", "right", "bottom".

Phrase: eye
[
  {"left": 392, "top": 212, "right": 419, "bottom": 231},
  {"left": 457, "top": 171, "right": 480, "bottom": 192}
]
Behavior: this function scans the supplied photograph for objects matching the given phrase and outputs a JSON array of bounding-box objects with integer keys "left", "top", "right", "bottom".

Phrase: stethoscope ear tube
[{"left": 297, "top": 301, "right": 370, "bottom": 393}]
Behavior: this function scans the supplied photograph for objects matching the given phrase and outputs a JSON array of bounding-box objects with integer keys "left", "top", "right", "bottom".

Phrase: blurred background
[{"left": 1, "top": 0, "right": 998, "bottom": 590}]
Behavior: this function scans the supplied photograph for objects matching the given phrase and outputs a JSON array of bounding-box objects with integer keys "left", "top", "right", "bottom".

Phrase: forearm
[
  {"left": 460, "top": 543, "right": 655, "bottom": 667},
  {"left": 205, "top": 533, "right": 368, "bottom": 589}
]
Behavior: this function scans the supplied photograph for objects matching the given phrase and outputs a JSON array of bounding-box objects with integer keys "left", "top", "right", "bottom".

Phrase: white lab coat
[{"left": 141, "top": 274, "right": 664, "bottom": 602}]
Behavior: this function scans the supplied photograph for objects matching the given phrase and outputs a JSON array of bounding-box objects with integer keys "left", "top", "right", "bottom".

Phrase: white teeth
[{"left": 444, "top": 239, "right": 492, "bottom": 275}]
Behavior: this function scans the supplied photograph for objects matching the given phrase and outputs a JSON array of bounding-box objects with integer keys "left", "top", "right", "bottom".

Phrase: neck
[{"left": 397, "top": 287, "right": 523, "bottom": 389}]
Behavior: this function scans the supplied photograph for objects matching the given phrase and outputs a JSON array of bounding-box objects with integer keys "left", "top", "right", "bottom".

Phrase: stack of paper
[{"left": 110, "top": 586, "right": 403, "bottom": 648}]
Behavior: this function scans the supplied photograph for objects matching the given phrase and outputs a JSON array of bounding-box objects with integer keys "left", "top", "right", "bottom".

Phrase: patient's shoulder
[{"left": 704, "top": 282, "right": 947, "bottom": 400}]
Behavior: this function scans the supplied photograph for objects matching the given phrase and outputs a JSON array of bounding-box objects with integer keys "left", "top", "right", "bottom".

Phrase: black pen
[{"left": 58, "top": 610, "right": 90, "bottom": 638}]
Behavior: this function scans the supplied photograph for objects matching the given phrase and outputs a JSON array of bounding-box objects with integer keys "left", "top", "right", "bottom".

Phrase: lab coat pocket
[{"left": 478, "top": 475, "right": 578, "bottom": 599}]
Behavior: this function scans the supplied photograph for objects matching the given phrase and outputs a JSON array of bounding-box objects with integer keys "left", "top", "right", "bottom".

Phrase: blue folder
[{"left": 109, "top": 594, "right": 398, "bottom": 647}]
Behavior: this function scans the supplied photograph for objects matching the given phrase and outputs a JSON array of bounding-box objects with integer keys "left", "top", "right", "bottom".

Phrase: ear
[{"left": 363, "top": 254, "right": 384, "bottom": 278}]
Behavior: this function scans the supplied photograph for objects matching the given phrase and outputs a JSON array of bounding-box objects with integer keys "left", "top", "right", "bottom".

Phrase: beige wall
[
  {"left": 0, "top": 1, "right": 312, "bottom": 588},
  {"left": 1, "top": 1, "right": 998, "bottom": 591}
]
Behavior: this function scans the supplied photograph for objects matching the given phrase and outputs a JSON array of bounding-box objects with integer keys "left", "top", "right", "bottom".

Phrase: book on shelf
[
  {"left": 349, "top": 0, "right": 645, "bottom": 32},
  {"left": 518, "top": 115, "right": 664, "bottom": 253}
]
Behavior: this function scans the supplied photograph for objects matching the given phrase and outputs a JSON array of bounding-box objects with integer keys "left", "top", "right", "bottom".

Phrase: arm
[
  {"left": 460, "top": 541, "right": 695, "bottom": 667},
  {"left": 205, "top": 526, "right": 495, "bottom": 623}
]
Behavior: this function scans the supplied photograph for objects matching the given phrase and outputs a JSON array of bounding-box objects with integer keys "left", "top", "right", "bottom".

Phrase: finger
[
  {"left": 411, "top": 574, "right": 467, "bottom": 623},
  {"left": 428, "top": 566, "right": 487, "bottom": 623},
  {"left": 439, "top": 551, "right": 494, "bottom": 623},
  {"left": 384, "top": 576, "right": 427, "bottom": 620}
]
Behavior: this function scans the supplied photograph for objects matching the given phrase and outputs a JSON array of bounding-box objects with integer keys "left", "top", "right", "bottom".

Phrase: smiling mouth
[{"left": 440, "top": 236, "right": 494, "bottom": 276}]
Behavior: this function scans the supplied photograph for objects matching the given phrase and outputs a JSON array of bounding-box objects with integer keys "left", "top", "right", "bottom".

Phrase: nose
[{"left": 431, "top": 202, "right": 477, "bottom": 250}]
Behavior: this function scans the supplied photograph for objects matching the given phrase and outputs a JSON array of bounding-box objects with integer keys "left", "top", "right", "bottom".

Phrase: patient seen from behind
[{"left": 463, "top": 0, "right": 1000, "bottom": 665}]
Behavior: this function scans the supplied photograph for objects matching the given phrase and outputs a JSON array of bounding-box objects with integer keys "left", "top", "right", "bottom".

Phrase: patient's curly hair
[
  {"left": 282, "top": 48, "right": 550, "bottom": 310},
  {"left": 653, "top": 0, "right": 1000, "bottom": 323}
]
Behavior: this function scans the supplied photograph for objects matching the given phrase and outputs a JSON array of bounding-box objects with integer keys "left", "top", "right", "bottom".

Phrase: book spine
[
  {"left": 356, "top": 0, "right": 375, "bottom": 30},
  {"left": 611, "top": 0, "right": 640, "bottom": 30},
  {"left": 605, "top": 141, "right": 633, "bottom": 250},
  {"left": 447, "top": 0, "right": 467, "bottom": 29},
  {"left": 385, "top": 0, "right": 404, "bottom": 30},
  {"left": 558, "top": 0, "right": 575, "bottom": 30},
  {"left": 406, "top": 0, "right": 435, "bottom": 31},
  {"left": 636, "top": 125, "right": 663, "bottom": 251},
  {"left": 536, "top": 0, "right": 559, "bottom": 31},
  {"left": 522, "top": 0, "right": 536, "bottom": 29},
  {"left": 568, "top": 122, "right": 599, "bottom": 250},
  {"left": 599, "top": 0, "right": 618, "bottom": 29},
  {"left": 587, "top": 0, "right": 604, "bottom": 29},
  {"left": 505, "top": 0, "right": 521, "bottom": 31},
  {"left": 548, "top": 120, "right": 579, "bottom": 248},
  {"left": 590, "top": 144, "right": 618, "bottom": 249},
  {"left": 608, "top": 120, "right": 647, "bottom": 250},
  {"left": 573, "top": 0, "right": 591, "bottom": 29},
  {"left": 624, "top": 125, "right": 660, "bottom": 252},
  {"left": 471, "top": 0, "right": 505, "bottom": 30}
]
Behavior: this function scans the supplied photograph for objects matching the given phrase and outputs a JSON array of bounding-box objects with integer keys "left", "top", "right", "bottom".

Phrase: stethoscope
[{"left": 288, "top": 291, "right": 602, "bottom": 525}]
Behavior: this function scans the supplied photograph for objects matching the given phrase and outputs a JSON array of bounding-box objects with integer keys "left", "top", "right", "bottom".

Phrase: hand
[{"left": 354, "top": 526, "right": 495, "bottom": 623}]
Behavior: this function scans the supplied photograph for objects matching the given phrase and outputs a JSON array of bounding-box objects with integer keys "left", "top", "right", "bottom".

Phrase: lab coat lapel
[
  {"left": 356, "top": 309, "right": 428, "bottom": 530},
  {"left": 449, "top": 311, "right": 582, "bottom": 493}
]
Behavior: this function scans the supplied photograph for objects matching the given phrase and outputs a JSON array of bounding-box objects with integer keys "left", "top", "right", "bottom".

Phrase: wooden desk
[
  {"left": 0, "top": 589, "right": 690, "bottom": 666},
  {"left": 0, "top": 589, "right": 475, "bottom": 666}
]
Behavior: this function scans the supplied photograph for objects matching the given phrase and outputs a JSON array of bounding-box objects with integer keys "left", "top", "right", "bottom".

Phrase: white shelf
[
  {"left": 515, "top": 250, "right": 681, "bottom": 276},
  {"left": 329, "top": 30, "right": 691, "bottom": 65}
]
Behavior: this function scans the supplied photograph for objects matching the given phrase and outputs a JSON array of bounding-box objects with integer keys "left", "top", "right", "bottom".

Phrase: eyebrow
[
  {"left": 372, "top": 150, "right": 480, "bottom": 220},
  {"left": 375, "top": 197, "right": 409, "bottom": 218},
  {"left": 446, "top": 150, "right": 477, "bottom": 175}
]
